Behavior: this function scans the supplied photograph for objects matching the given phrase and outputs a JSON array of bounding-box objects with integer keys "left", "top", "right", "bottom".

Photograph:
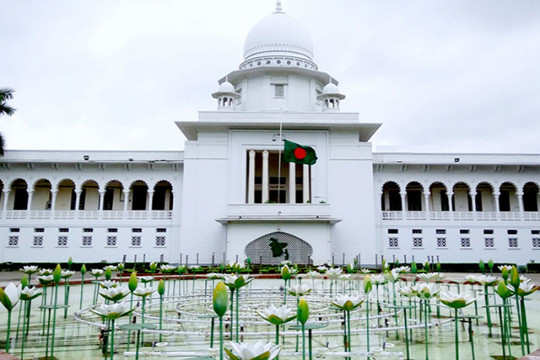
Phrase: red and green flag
[{"left": 283, "top": 139, "right": 317, "bottom": 165}]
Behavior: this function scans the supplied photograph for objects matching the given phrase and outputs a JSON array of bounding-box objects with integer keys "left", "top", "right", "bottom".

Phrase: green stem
[
  {"left": 347, "top": 310, "right": 351, "bottom": 353},
  {"left": 403, "top": 307, "right": 410, "bottom": 360},
  {"left": 454, "top": 308, "right": 459, "bottom": 360},
  {"left": 21, "top": 301, "right": 27, "bottom": 360},
  {"left": 520, "top": 297, "right": 530, "bottom": 354},
  {"left": 51, "top": 284, "right": 59, "bottom": 359},
  {"left": 424, "top": 300, "right": 429, "bottom": 360},
  {"left": 110, "top": 319, "right": 115, "bottom": 360},
  {"left": 342, "top": 311, "right": 347, "bottom": 353},
  {"left": 219, "top": 317, "right": 224, "bottom": 360},
  {"left": 504, "top": 299, "right": 512, "bottom": 358},
  {"left": 159, "top": 294, "right": 163, "bottom": 342},
  {"left": 498, "top": 306, "right": 506, "bottom": 360},
  {"left": 80, "top": 275, "right": 85, "bottom": 310},
  {"left": 141, "top": 296, "right": 146, "bottom": 346},
  {"left": 5, "top": 309, "right": 11, "bottom": 353},
  {"left": 235, "top": 289, "right": 239, "bottom": 341},
  {"left": 366, "top": 298, "right": 370, "bottom": 353},
  {"left": 302, "top": 323, "right": 306, "bottom": 360},
  {"left": 515, "top": 293, "right": 525, "bottom": 356},
  {"left": 484, "top": 284, "right": 492, "bottom": 337},
  {"left": 230, "top": 289, "right": 235, "bottom": 340}
]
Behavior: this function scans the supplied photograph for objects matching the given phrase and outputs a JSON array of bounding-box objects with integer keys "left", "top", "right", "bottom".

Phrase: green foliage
[{"left": 479, "top": 260, "right": 485, "bottom": 274}]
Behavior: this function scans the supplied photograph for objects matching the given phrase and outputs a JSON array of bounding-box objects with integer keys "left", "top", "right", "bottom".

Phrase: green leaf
[
  {"left": 251, "top": 351, "right": 271, "bottom": 360},
  {"left": 224, "top": 348, "right": 241, "bottom": 360},
  {"left": 20, "top": 275, "right": 28, "bottom": 289}
]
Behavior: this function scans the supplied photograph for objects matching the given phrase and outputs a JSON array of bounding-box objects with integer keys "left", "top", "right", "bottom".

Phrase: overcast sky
[{"left": 1, "top": 0, "right": 539, "bottom": 154}]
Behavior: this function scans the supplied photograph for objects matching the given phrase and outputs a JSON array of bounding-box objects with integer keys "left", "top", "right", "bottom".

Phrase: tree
[{"left": 0, "top": 88, "right": 16, "bottom": 155}]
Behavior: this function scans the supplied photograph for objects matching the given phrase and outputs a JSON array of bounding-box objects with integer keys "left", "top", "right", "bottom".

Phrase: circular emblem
[{"left": 294, "top": 147, "right": 307, "bottom": 160}]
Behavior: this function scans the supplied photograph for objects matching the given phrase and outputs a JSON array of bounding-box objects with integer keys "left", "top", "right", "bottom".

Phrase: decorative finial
[{"left": 276, "top": 0, "right": 282, "bottom": 13}]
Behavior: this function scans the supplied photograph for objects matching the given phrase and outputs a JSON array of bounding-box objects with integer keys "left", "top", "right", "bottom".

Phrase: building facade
[{"left": 0, "top": 4, "right": 538, "bottom": 265}]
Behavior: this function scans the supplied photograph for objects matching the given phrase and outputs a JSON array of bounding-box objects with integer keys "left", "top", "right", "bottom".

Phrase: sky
[{"left": 1, "top": 0, "right": 539, "bottom": 154}]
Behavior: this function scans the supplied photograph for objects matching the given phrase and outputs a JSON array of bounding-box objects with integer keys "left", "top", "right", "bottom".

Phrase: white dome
[
  {"left": 218, "top": 81, "right": 235, "bottom": 93},
  {"left": 323, "top": 83, "right": 340, "bottom": 95},
  {"left": 243, "top": 12, "right": 314, "bottom": 61}
]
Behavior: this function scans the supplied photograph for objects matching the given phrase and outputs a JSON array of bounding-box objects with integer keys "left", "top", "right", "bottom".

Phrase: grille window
[
  {"left": 412, "top": 229, "right": 422, "bottom": 234},
  {"left": 33, "top": 236, "right": 43, "bottom": 246},
  {"left": 413, "top": 237, "right": 423, "bottom": 248},
  {"left": 388, "top": 237, "right": 399, "bottom": 248},
  {"left": 155, "top": 236, "right": 166, "bottom": 246},
  {"left": 8, "top": 236, "right": 18, "bottom": 246},
  {"left": 436, "top": 229, "right": 446, "bottom": 234},
  {"left": 83, "top": 228, "right": 93, "bottom": 233},
  {"left": 82, "top": 236, "right": 92, "bottom": 246},
  {"left": 106, "top": 236, "right": 117, "bottom": 246},
  {"left": 508, "top": 238, "right": 518, "bottom": 248},
  {"left": 34, "top": 228, "right": 44, "bottom": 233},
  {"left": 132, "top": 228, "right": 142, "bottom": 233},
  {"left": 156, "top": 228, "right": 166, "bottom": 233},
  {"left": 532, "top": 238, "right": 540, "bottom": 248},
  {"left": 484, "top": 229, "right": 494, "bottom": 234},
  {"left": 108, "top": 228, "right": 118, "bottom": 233},
  {"left": 59, "top": 228, "right": 69, "bottom": 233},
  {"left": 485, "top": 238, "right": 494, "bottom": 248},
  {"left": 461, "top": 238, "right": 471, "bottom": 248},
  {"left": 131, "top": 236, "right": 141, "bottom": 246},
  {"left": 10, "top": 228, "right": 20, "bottom": 233},
  {"left": 460, "top": 229, "right": 470, "bottom": 234},
  {"left": 57, "top": 236, "right": 68, "bottom": 246},
  {"left": 388, "top": 229, "right": 398, "bottom": 234},
  {"left": 437, "top": 238, "right": 446, "bottom": 247}
]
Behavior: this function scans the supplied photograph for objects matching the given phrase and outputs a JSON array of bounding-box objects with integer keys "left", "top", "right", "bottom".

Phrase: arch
[
  {"left": 152, "top": 180, "right": 173, "bottom": 210},
  {"left": 245, "top": 231, "right": 313, "bottom": 265},
  {"left": 9, "top": 178, "right": 28, "bottom": 210},
  {"left": 405, "top": 181, "right": 424, "bottom": 211},
  {"left": 475, "top": 182, "right": 495, "bottom": 212},
  {"left": 56, "top": 179, "right": 76, "bottom": 210},
  {"left": 129, "top": 180, "right": 149, "bottom": 211},
  {"left": 381, "top": 181, "right": 402, "bottom": 211},
  {"left": 103, "top": 180, "right": 124, "bottom": 211},
  {"left": 80, "top": 180, "right": 100, "bottom": 210},
  {"left": 499, "top": 182, "right": 518, "bottom": 212},
  {"left": 31, "top": 178, "right": 52, "bottom": 210},
  {"left": 523, "top": 182, "right": 539, "bottom": 212},
  {"left": 452, "top": 182, "right": 472, "bottom": 211},
  {"left": 429, "top": 181, "right": 449, "bottom": 211}
]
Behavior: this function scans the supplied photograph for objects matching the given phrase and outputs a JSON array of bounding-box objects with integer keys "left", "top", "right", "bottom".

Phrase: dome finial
[{"left": 275, "top": 0, "right": 283, "bottom": 13}]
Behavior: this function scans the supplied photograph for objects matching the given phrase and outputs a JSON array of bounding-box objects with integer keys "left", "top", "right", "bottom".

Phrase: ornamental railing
[
  {"left": 382, "top": 210, "right": 538, "bottom": 221},
  {"left": 2, "top": 210, "right": 173, "bottom": 220}
]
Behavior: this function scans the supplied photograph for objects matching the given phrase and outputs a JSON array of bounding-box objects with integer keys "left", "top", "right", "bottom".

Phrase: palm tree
[{"left": 0, "top": 88, "right": 16, "bottom": 155}]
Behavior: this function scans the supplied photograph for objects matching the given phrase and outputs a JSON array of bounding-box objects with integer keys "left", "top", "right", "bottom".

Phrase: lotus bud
[
  {"left": 411, "top": 261, "right": 417, "bottom": 274},
  {"left": 80, "top": 264, "right": 87, "bottom": 276},
  {"left": 501, "top": 267, "right": 509, "bottom": 282},
  {"left": 20, "top": 275, "right": 28, "bottom": 289},
  {"left": 150, "top": 262, "right": 158, "bottom": 273},
  {"left": 494, "top": 281, "right": 513, "bottom": 299},
  {"left": 281, "top": 264, "right": 291, "bottom": 281},
  {"left": 424, "top": 261, "right": 430, "bottom": 271},
  {"left": 297, "top": 297, "right": 309, "bottom": 324},
  {"left": 363, "top": 274, "right": 373, "bottom": 294},
  {"left": 53, "top": 264, "right": 62, "bottom": 285},
  {"left": 67, "top": 257, "right": 73, "bottom": 270},
  {"left": 213, "top": 281, "right": 228, "bottom": 317},
  {"left": 488, "top": 259, "right": 494, "bottom": 271},
  {"left": 479, "top": 260, "right": 485, "bottom": 274},
  {"left": 510, "top": 266, "right": 520, "bottom": 289},
  {"left": 117, "top": 263, "right": 125, "bottom": 272},
  {"left": 436, "top": 261, "right": 441, "bottom": 272},
  {"left": 105, "top": 267, "right": 112, "bottom": 281},
  {"left": 158, "top": 279, "right": 165, "bottom": 296},
  {"left": 128, "top": 272, "right": 138, "bottom": 293}
]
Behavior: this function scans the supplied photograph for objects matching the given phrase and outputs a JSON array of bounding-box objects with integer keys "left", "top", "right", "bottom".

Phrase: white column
[
  {"left": 2, "top": 190, "right": 9, "bottom": 218},
  {"left": 123, "top": 191, "right": 130, "bottom": 211},
  {"left": 493, "top": 192, "right": 500, "bottom": 213},
  {"left": 262, "top": 150, "right": 269, "bottom": 203},
  {"left": 98, "top": 190, "right": 105, "bottom": 210},
  {"left": 74, "top": 190, "right": 82, "bottom": 211},
  {"left": 50, "top": 191, "right": 57, "bottom": 211},
  {"left": 148, "top": 191, "right": 154, "bottom": 211},
  {"left": 303, "top": 164, "right": 309, "bottom": 203},
  {"left": 423, "top": 193, "right": 430, "bottom": 213},
  {"left": 470, "top": 191, "right": 477, "bottom": 213},
  {"left": 517, "top": 192, "right": 524, "bottom": 213},
  {"left": 248, "top": 150, "right": 256, "bottom": 204},
  {"left": 289, "top": 162, "right": 296, "bottom": 204},
  {"left": 400, "top": 192, "right": 407, "bottom": 212},
  {"left": 448, "top": 191, "right": 455, "bottom": 211},
  {"left": 26, "top": 191, "right": 34, "bottom": 211}
]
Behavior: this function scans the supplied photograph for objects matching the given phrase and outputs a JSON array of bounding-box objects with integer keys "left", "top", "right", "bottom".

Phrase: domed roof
[
  {"left": 218, "top": 81, "right": 235, "bottom": 93},
  {"left": 322, "top": 83, "right": 340, "bottom": 95},
  {"left": 243, "top": 11, "right": 314, "bottom": 61}
]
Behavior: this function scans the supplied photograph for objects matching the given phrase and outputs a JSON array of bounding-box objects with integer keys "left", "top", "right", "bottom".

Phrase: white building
[{"left": 0, "top": 4, "right": 539, "bottom": 266}]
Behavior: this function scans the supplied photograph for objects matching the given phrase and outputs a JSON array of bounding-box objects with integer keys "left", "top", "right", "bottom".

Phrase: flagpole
[{"left": 277, "top": 120, "right": 283, "bottom": 204}]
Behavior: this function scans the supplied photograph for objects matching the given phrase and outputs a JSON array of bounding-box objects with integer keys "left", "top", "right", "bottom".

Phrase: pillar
[
  {"left": 262, "top": 150, "right": 269, "bottom": 203},
  {"left": 517, "top": 192, "right": 524, "bottom": 213},
  {"left": 400, "top": 191, "right": 406, "bottom": 212},
  {"left": 148, "top": 191, "right": 154, "bottom": 211},
  {"left": 493, "top": 192, "right": 500, "bottom": 213},
  {"left": 50, "top": 190, "right": 57, "bottom": 212},
  {"left": 289, "top": 162, "right": 296, "bottom": 204},
  {"left": 74, "top": 190, "right": 82, "bottom": 211},
  {"left": 2, "top": 190, "right": 9, "bottom": 218},
  {"left": 448, "top": 191, "right": 455, "bottom": 211},
  {"left": 423, "top": 192, "right": 431, "bottom": 213},
  {"left": 248, "top": 150, "right": 256, "bottom": 204},
  {"left": 303, "top": 164, "right": 309, "bottom": 203}
]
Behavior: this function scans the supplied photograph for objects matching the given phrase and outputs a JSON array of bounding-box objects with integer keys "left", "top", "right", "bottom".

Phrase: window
[
  {"left": 532, "top": 230, "right": 540, "bottom": 235},
  {"left": 274, "top": 84, "right": 284, "bottom": 97},
  {"left": 132, "top": 228, "right": 142, "bottom": 233},
  {"left": 82, "top": 236, "right": 92, "bottom": 247},
  {"left": 388, "top": 229, "right": 399, "bottom": 234},
  {"left": 83, "top": 228, "right": 93, "bottom": 233},
  {"left": 106, "top": 236, "right": 117, "bottom": 247},
  {"left": 437, "top": 237, "right": 447, "bottom": 248},
  {"left": 131, "top": 236, "right": 141, "bottom": 246},
  {"left": 485, "top": 238, "right": 495, "bottom": 248},
  {"left": 34, "top": 228, "right": 44, "bottom": 233},
  {"left": 508, "top": 238, "right": 518, "bottom": 248},
  {"left": 33, "top": 236, "right": 43, "bottom": 247},
  {"left": 533, "top": 238, "right": 540, "bottom": 248},
  {"left": 412, "top": 229, "right": 422, "bottom": 234},
  {"left": 436, "top": 229, "right": 446, "bottom": 234},
  {"left": 507, "top": 229, "right": 518, "bottom": 235},
  {"left": 484, "top": 229, "right": 494, "bottom": 235},
  {"left": 59, "top": 228, "right": 69, "bottom": 233},
  {"left": 461, "top": 238, "right": 471, "bottom": 248},
  {"left": 413, "top": 237, "right": 423, "bottom": 248},
  {"left": 460, "top": 229, "right": 470, "bottom": 234},
  {"left": 388, "top": 237, "right": 399, "bottom": 248},
  {"left": 108, "top": 228, "right": 118, "bottom": 233},
  {"left": 57, "top": 236, "right": 68, "bottom": 247},
  {"left": 156, "top": 236, "right": 166, "bottom": 247},
  {"left": 8, "top": 236, "right": 18, "bottom": 246},
  {"left": 156, "top": 228, "right": 166, "bottom": 233},
  {"left": 9, "top": 228, "right": 20, "bottom": 233}
]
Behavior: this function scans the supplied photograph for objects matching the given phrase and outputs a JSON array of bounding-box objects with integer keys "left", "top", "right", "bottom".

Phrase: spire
[{"left": 275, "top": 0, "right": 283, "bottom": 13}]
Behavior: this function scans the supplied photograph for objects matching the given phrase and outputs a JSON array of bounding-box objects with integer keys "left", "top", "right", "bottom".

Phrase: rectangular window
[
  {"left": 34, "top": 228, "right": 44, "bottom": 233},
  {"left": 155, "top": 236, "right": 166, "bottom": 247},
  {"left": 33, "top": 236, "right": 43, "bottom": 247},
  {"left": 484, "top": 229, "right": 494, "bottom": 235},
  {"left": 9, "top": 228, "right": 20, "bottom": 233},
  {"left": 274, "top": 84, "right": 284, "bottom": 97},
  {"left": 388, "top": 229, "right": 399, "bottom": 234},
  {"left": 57, "top": 236, "right": 68, "bottom": 247},
  {"left": 131, "top": 236, "right": 141, "bottom": 246},
  {"left": 507, "top": 229, "right": 518, "bottom": 235},
  {"left": 156, "top": 228, "right": 166, "bottom": 233},
  {"left": 533, "top": 238, "right": 540, "bottom": 248},
  {"left": 59, "top": 228, "right": 69, "bottom": 233},
  {"left": 388, "top": 237, "right": 399, "bottom": 248},
  {"left": 106, "top": 236, "right": 117, "bottom": 247},
  {"left": 485, "top": 238, "right": 495, "bottom": 248},
  {"left": 437, "top": 237, "right": 447, "bottom": 248},
  {"left": 460, "top": 229, "right": 470, "bottom": 234},
  {"left": 132, "top": 228, "right": 142, "bottom": 233},
  {"left": 81, "top": 236, "right": 92, "bottom": 247},
  {"left": 83, "top": 228, "right": 93, "bottom": 233},
  {"left": 412, "top": 229, "right": 422, "bottom": 234},
  {"left": 461, "top": 238, "right": 471, "bottom": 248},
  {"left": 508, "top": 238, "right": 518, "bottom": 248},
  {"left": 108, "top": 228, "right": 118, "bottom": 233},
  {"left": 413, "top": 237, "right": 423, "bottom": 248},
  {"left": 436, "top": 229, "right": 446, "bottom": 234},
  {"left": 532, "top": 230, "right": 540, "bottom": 235},
  {"left": 8, "top": 236, "right": 19, "bottom": 246}
]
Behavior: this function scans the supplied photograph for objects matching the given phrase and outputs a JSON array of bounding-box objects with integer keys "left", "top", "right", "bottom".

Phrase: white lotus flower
[
  {"left": 206, "top": 273, "right": 224, "bottom": 279},
  {"left": 417, "top": 272, "right": 444, "bottom": 282},
  {"left": 465, "top": 274, "right": 498, "bottom": 285},
  {"left": 223, "top": 274, "right": 252, "bottom": 290},
  {"left": 103, "top": 265, "right": 117, "bottom": 272},
  {"left": 91, "top": 269, "right": 104, "bottom": 277},
  {"left": 360, "top": 268, "right": 371, "bottom": 274},
  {"left": 306, "top": 271, "right": 319, "bottom": 278},
  {"left": 370, "top": 274, "right": 387, "bottom": 285},
  {"left": 38, "top": 275, "right": 54, "bottom": 285},
  {"left": 160, "top": 264, "right": 176, "bottom": 272},
  {"left": 287, "top": 284, "right": 312, "bottom": 297},
  {"left": 190, "top": 265, "right": 200, "bottom": 270},
  {"left": 438, "top": 291, "right": 475, "bottom": 309},
  {"left": 256, "top": 304, "right": 297, "bottom": 325},
  {"left": 226, "top": 340, "right": 280, "bottom": 360},
  {"left": 20, "top": 265, "right": 39, "bottom": 274},
  {"left": 20, "top": 286, "right": 42, "bottom": 301},
  {"left": 61, "top": 270, "right": 75, "bottom": 278},
  {"left": 385, "top": 269, "right": 401, "bottom": 283},
  {"left": 339, "top": 274, "right": 353, "bottom": 281},
  {"left": 326, "top": 268, "right": 343, "bottom": 278},
  {"left": 133, "top": 285, "right": 156, "bottom": 297},
  {"left": 394, "top": 266, "right": 411, "bottom": 273},
  {"left": 91, "top": 302, "right": 134, "bottom": 320},
  {"left": 331, "top": 294, "right": 365, "bottom": 311},
  {"left": 99, "top": 286, "right": 130, "bottom": 302},
  {"left": 414, "top": 283, "right": 440, "bottom": 299},
  {"left": 0, "top": 283, "right": 21, "bottom": 310},
  {"left": 139, "top": 276, "right": 154, "bottom": 283},
  {"left": 399, "top": 285, "right": 417, "bottom": 297},
  {"left": 498, "top": 265, "right": 513, "bottom": 272},
  {"left": 316, "top": 266, "right": 328, "bottom": 273},
  {"left": 100, "top": 280, "right": 118, "bottom": 289},
  {"left": 517, "top": 280, "right": 538, "bottom": 297},
  {"left": 38, "top": 268, "right": 53, "bottom": 276}
]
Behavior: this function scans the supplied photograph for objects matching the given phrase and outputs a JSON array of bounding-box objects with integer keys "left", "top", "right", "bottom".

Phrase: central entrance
[{"left": 245, "top": 231, "right": 313, "bottom": 265}]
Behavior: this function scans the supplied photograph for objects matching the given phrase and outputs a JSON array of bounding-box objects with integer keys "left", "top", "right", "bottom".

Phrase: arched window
[
  {"left": 406, "top": 182, "right": 423, "bottom": 211},
  {"left": 523, "top": 182, "right": 539, "bottom": 211},
  {"left": 381, "top": 182, "right": 401, "bottom": 211}
]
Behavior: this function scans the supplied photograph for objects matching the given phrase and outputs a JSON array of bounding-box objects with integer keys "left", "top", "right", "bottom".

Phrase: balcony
[
  {"left": 381, "top": 211, "right": 540, "bottom": 222},
  {"left": 217, "top": 203, "right": 341, "bottom": 224},
  {"left": 1, "top": 210, "right": 173, "bottom": 220}
]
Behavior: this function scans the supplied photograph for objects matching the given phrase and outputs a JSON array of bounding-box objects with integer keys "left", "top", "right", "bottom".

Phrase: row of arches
[
  {"left": 1, "top": 178, "right": 174, "bottom": 211},
  {"left": 381, "top": 181, "right": 539, "bottom": 212}
]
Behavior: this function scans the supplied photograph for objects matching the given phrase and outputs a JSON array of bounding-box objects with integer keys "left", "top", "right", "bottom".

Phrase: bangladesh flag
[{"left": 283, "top": 139, "right": 317, "bottom": 165}]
